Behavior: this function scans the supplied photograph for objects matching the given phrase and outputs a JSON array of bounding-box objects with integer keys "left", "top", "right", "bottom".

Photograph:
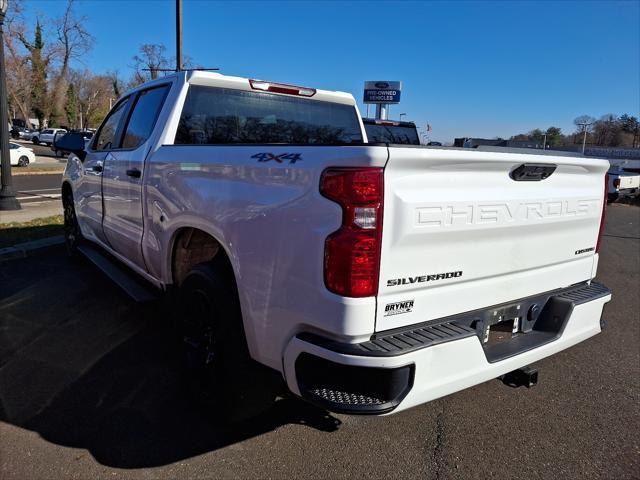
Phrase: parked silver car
[{"left": 32, "top": 128, "right": 67, "bottom": 146}]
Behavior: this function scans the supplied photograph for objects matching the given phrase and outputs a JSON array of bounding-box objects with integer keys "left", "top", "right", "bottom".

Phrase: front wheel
[
  {"left": 63, "top": 191, "right": 83, "bottom": 255},
  {"left": 17, "top": 156, "right": 29, "bottom": 167},
  {"left": 32, "top": 137, "right": 39, "bottom": 145}
]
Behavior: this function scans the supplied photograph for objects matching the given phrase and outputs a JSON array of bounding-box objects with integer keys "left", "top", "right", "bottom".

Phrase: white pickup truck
[
  {"left": 608, "top": 168, "right": 640, "bottom": 202},
  {"left": 56, "top": 71, "right": 612, "bottom": 417}
]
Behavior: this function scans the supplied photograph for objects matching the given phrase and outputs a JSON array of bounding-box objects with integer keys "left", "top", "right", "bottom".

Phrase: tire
[
  {"left": 17, "top": 156, "right": 29, "bottom": 167},
  {"left": 32, "top": 136, "right": 39, "bottom": 145},
  {"left": 177, "top": 259, "right": 279, "bottom": 422},
  {"left": 63, "top": 190, "right": 83, "bottom": 256},
  {"left": 607, "top": 193, "right": 618, "bottom": 204}
]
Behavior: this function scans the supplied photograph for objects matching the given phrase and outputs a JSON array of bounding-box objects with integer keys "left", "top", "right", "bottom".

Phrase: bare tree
[
  {"left": 3, "top": 2, "right": 33, "bottom": 126},
  {"left": 130, "top": 43, "right": 195, "bottom": 86},
  {"left": 71, "top": 71, "right": 113, "bottom": 129},
  {"left": 573, "top": 115, "right": 596, "bottom": 131},
  {"left": 573, "top": 115, "right": 596, "bottom": 144},
  {"left": 49, "top": 0, "right": 94, "bottom": 125},
  {"left": 132, "top": 43, "right": 171, "bottom": 84}
]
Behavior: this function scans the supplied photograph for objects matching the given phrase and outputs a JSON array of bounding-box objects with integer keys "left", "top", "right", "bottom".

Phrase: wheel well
[{"left": 171, "top": 227, "right": 231, "bottom": 286}]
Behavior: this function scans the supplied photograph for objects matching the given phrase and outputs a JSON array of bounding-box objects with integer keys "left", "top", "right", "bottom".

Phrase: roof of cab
[{"left": 186, "top": 70, "right": 357, "bottom": 106}]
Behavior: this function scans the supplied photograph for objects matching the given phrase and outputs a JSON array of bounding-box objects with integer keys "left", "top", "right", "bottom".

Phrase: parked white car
[
  {"left": 8, "top": 142, "right": 36, "bottom": 167},
  {"left": 32, "top": 128, "right": 67, "bottom": 145}
]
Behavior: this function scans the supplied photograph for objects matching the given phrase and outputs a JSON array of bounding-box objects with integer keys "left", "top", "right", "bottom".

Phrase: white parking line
[
  {"left": 18, "top": 188, "right": 60, "bottom": 193},
  {"left": 17, "top": 194, "right": 62, "bottom": 200}
]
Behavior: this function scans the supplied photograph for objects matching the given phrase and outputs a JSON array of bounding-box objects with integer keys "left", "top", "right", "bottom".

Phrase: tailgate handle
[{"left": 510, "top": 163, "right": 556, "bottom": 181}]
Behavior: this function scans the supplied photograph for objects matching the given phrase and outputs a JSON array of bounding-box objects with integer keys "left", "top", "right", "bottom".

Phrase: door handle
[{"left": 126, "top": 168, "right": 141, "bottom": 178}]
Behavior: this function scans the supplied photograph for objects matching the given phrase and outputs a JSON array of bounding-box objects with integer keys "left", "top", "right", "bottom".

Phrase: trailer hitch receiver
[{"left": 500, "top": 366, "right": 538, "bottom": 388}]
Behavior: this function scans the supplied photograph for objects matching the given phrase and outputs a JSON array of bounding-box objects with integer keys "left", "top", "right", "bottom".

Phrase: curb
[{"left": 0, "top": 235, "right": 65, "bottom": 262}]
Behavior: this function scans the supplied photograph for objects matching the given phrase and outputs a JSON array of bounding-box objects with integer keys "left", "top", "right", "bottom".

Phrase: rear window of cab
[{"left": 175, "top": 85, "right": 363, "bottom": 145}]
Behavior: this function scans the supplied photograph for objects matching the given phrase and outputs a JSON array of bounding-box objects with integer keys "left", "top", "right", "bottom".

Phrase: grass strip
[{"left": 0, "top": 215, "right": 64, "bottom": 248}]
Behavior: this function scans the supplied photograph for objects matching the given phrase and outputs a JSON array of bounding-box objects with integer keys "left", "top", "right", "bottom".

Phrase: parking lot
[{"left": 0, "top": 204, "right": 638, "bottom": 480}]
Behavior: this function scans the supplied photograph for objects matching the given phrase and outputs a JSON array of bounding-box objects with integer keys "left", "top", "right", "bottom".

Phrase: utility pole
[
  {"left": 0, "top": 0, "right": 21, "bottom": 211},
  {"left": 577, "top": 121, "right": 593, "bottom": 155},
  {"left": 176, "top": 0, "right": 183, "bottom": 72}
]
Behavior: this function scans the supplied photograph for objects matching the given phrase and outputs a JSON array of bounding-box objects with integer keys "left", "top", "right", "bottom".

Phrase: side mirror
[{"left": 53, "top": 132, "right": 87, "bottom": 161}]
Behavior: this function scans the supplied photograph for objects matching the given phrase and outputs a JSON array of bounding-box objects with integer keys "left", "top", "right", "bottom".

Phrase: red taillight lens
[
  {"left": 320, "top": 168, "right": 384, "bottom": 297},
  {"left": 596, "top": 173, "right": 608, "bottom": 253}
]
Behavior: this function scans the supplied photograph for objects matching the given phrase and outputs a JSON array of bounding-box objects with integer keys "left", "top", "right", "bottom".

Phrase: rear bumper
[{"left": 283, "top": 282, "right": 611, "bottom": 415}]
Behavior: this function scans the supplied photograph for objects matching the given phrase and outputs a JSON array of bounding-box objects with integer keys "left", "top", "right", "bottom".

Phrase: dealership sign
[{"left": 363, "top": 81, "right": 402, "bottom": 104}]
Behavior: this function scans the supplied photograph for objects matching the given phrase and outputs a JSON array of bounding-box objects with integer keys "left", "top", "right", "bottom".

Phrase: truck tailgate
[
  {"left": 618, "top": 174, "right": 640, "bottom": 189},
  {"left": 376, "top": 147, "right": 609, "bottom": 332}
]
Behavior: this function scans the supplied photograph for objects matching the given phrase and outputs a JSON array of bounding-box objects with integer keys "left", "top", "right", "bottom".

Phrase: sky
[{"left": 16, "top": 0, "right": 640, "bottom": 143}]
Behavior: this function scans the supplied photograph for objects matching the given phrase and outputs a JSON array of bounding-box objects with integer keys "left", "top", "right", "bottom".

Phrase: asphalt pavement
[
  {"left": 13, "top": 173, "right": 63, "bottom": 204},
  {"left": 0, "top": 204, "right": 638, "bottom": 480}
]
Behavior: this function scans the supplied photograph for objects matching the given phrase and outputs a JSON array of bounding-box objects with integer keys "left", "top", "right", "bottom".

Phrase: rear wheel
[
  {"left": 177, "top": 259, "right": 279, "bottom": 422},
  {"left": 32, "top": 136, "right": 39, "bottom": 145},
  {"left": 63, "top": 191, "right": 83, "bottom": 255},
  {"left": 17, "top": 156, "right": 29, "bottom": 167}
]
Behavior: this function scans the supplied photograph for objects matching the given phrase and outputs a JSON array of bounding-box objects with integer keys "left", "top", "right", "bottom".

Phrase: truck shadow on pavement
[{"left": 0, "top": 246, "right": 340, "bottom": 469}]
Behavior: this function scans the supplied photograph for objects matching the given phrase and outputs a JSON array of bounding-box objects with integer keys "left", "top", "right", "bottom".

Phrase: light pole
[
  {"left": 542, "top": 132, "right": 547, "bottom": 150},
  {"left": 176, "top": 0, "right": 182, "bottom": 72},
  {"left": 0, "top": 0, "right": 20, "bottom": 211},
  {"left": 399, "top": 113, "right": 406, "bottom": 121},
  {"left": 577, "top": 121, "right": 593, "bottom": 155}
]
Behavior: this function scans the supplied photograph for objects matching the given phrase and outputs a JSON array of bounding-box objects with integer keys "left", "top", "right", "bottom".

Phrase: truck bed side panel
[{"left": 143, "top": 145, "right": 387, "bottom": 369}]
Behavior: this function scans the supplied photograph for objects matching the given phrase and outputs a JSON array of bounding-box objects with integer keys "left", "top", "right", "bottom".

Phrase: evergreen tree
[
  {"left": 65, "top": 83, "right": 78, "bottom": 128},
  {"left": 30, "top": 22, "right": 48, "bottom": 128}
]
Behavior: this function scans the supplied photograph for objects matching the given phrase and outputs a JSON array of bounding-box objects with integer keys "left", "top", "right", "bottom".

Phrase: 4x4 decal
[{"left": 252, "top": 152, "right": 302, "bottom": 164}]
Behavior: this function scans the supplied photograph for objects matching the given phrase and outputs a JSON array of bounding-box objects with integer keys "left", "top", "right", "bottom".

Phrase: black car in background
[{"left": 10, "top": 126, "right": 37, "bottom": 140}]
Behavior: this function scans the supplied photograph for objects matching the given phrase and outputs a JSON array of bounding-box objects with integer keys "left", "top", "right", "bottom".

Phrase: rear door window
[
  {"left": 175, "top": 86, "right": 363, "bottom": 145},
  {"left": 121, "top": 85, "right": 170, "bottom": 149}
]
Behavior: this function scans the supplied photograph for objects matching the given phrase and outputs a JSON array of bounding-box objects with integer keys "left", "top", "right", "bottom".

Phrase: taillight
[
  {"left": 249, "top": 79, "right": 316, "bottom": 97},
  {"left": 596, "top": 174, "right": 608, "bottom": 253},
  {"left": 320, "top": 168, "right": 384, "bottom": 297},
  {"left": 613, "top": 178, "right": 620, "bottom": 189}
]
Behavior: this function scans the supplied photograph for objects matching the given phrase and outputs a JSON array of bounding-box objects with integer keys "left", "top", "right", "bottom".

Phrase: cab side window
[
  {"left": 93, "top": 98, "right": 129, "bottom": 151},
  {"left": 121, "top": 85, "right": 170, "bottom": 149}
]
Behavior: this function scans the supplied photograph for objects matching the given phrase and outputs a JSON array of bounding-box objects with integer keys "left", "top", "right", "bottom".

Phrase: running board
[{"left": 78, "top": 244, "right": 160, "bottom": 302}]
